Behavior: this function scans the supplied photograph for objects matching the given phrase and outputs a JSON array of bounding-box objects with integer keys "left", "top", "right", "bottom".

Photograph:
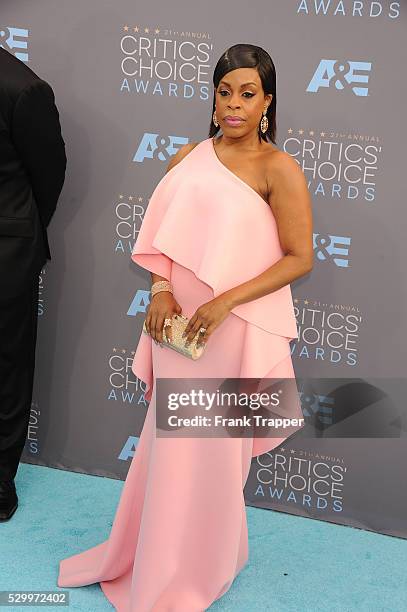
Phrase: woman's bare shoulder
[
  {"left": 265, "top": 145, "right": 305, "bottom": 188},
  {"left": 266, "top": 146, "right": 299, "bottom": 172},
  {"left": 165, "top": 141, "right": 201, "bottom": 173}
]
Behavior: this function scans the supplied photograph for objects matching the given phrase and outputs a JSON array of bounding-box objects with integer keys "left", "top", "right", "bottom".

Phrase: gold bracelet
[{"left": 151, "top": 280, "right": 173, "bottom": 298}]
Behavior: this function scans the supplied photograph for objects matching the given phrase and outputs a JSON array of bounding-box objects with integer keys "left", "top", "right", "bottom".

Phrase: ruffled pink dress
[{"left": 57, "top": 137, "right": 304, "bottom": 611}]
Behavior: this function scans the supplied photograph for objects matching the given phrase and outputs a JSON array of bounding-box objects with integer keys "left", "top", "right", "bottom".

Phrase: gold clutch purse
[{"left": 142, "top": 313, "right": 206, "bottom": 360}]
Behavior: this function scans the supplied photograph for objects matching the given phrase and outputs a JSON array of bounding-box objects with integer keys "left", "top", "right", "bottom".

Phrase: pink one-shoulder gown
[{"left": 57, "top": 137, "right": 304, "bottom": 611}]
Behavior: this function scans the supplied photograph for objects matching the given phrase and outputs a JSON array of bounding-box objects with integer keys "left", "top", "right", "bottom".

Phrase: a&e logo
[
  {"left": 127, "top": 289, "right": 150, "bottom": 317},
  {"left": 0, "top": 27, "right": 29, "bottom": 61},
  {"left": 307, "top": 60, "right": 371, "bottom": 96},
  {"left": 313, "top": 233, "right": 351, "bottom": 268},
  {"left": 132, "top": 133, "right": 189, "bottom": 163},
  {"left": 300, "top": 390, "right": 334, "bottom": 427}
]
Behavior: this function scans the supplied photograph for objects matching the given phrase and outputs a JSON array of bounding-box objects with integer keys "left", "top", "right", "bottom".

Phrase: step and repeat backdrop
[{"left": 2, "top": 1, "right": 405, "bottom": 538}]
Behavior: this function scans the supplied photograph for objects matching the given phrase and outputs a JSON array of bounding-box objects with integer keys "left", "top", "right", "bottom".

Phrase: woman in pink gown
[{"left": 57, "top": 44, "right": 313, "bottom": 611}]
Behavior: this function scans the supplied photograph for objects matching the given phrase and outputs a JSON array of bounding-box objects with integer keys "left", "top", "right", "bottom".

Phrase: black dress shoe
[{"left": 0, "top": 478, "right": 18, "bottom": 521}]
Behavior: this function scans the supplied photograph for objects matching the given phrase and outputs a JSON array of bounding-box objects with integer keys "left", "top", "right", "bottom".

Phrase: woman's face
[{"left": 214, "top": 67, "right": 272, "bottom": 136}]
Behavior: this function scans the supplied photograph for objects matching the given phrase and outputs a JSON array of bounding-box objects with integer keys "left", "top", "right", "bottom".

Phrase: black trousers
[{"left": 0, "top": 275, "right": 39, "bottom": 481}]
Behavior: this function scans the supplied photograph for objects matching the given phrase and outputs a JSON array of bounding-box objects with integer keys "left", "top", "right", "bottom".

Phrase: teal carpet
[{"left": 1, "top": 463, "right": 406, "bottom": 611}]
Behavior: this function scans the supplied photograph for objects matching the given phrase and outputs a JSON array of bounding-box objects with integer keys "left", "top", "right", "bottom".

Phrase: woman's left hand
[{"left": 182, "top": 296, "right": 232, "bottom": 348}]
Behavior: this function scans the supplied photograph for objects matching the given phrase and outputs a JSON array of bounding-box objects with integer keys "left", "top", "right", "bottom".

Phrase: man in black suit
[{"left": 0, "top": 47, "right": 66, "bottom": 520}]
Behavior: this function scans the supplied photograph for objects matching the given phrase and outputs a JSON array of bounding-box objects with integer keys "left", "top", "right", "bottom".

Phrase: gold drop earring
[
  {"left": 260, "top": 106, "right": 269, "bottom": 133},
  {"left": 212, "top": 110, "right": 219, "bottom": 127}
]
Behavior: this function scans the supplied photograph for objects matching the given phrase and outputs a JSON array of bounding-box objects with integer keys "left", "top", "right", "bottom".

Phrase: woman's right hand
[{"left": 144, "top": 291, "right": 182, "bottom": 345}]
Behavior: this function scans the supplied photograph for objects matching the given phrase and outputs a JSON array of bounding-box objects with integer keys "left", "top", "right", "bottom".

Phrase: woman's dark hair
[{"left": 209, "top": 43, "right": 277, "bottom": 144}]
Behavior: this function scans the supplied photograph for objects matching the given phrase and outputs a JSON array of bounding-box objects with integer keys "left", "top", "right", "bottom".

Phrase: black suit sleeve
[{"left": 11, "top": 79, "right": 67, "bottom": 228}]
